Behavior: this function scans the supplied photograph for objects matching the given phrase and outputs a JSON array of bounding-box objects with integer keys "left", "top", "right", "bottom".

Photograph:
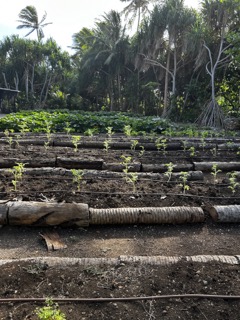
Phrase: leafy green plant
[
  {"left": 200, "top": 138, "right": 206, "bottom": 150},
  {"left": 189, "top": 146, "right": 195, "bottom": 157},
  {"left": 19, "top": 122, "right": 30, "bottom": 136},
  {"left": 211, "top": 164, "right": 222, "bottom": 184},
  {"left": 71, "top": 169, "right": 84, "bottom": 191},
  {"left": 106, "top": 126, "right": 114, "bottom": 138},
  {"left": 103, "top": 139, "right": 111, "bottom": 152},
  {"left": 123, "top": 125, "right": 133, "bottom": 137},
  {"left": 155, "top": 138, "right": 167, "bottom": 154},
  {"left": 8, "top": 162, "right": 25, "bottom": 191},
  {"left": 178, "top": 171, "right": 190, "bottom": 194},
  {"left": 84, "top": 128, "right": 98, "bottom": 136},
  {"left": 4, "top": 129, "right": 14, "bottom": 148},
  {"left": 35, "top": 299, "right": 66, "bottom": 320},
  {"left": 64, "top": 121, "right": 74, "bottom": 136},
  {"left": 211, "top": 146, "right": 217, "bottom": 157},
  {"left": 164, "top": 162, "right": 175, "bottom": 182},
  {"left": 125, "top": 172, "right": 138, "bottom": 192},
  {"left": 182, "top": 140, "right": 188, "bottom": 152},
  {"left": 228, "top": 171, "right": 239, "bottom": 194},
  {"left": 121, "top": 155, "right": 132, "bottom": 174},
  {"left": 139, "top": 145, "right": 145, "bottom": 157},
  {"left": 72, "top": 135, "right": 81, "bottom": 152},
  {"left": 130, "top": 139, "right": 138, "bottom": 151}
]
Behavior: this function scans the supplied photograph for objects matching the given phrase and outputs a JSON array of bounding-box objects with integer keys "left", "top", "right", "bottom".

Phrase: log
[
  {"left": 89, "top": 206, "right": 205, "bottom": 225},
  {"left": 7, "top": 201, "right": 89, "bottom": 227},
  {"left": 142, "top": 163, "right": 193, "bottom": 173},
  {"left": 0, "top": 158, "right": 56, "bottom": 168},
  {"left": 0, "top": 202, "right": 8, "bottom": 225},
  {"left": 57, "top": 157, "right": 103, "bottom": 170},
  {"left": 102, "top": 162, "right": 141, "bottom": 172},
  {"left": 218, "top": 143, "right": 240, "bottom": 151},
  {"left": 207, "top": 205, "right": 240, "bottom": 222},
  {"left": 194, "top": 162, "right": 240, "bottom": 172}
]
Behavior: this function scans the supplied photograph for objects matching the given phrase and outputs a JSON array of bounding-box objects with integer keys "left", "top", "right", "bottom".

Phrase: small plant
[
  {"left": 178, "top": 171, "right": 190, "bottom": 194},
  {"left": 35, "top": 298, "right": 66, "bottom": 320},
  {"left": 72, "top": 135, "right": 81, "bottom": 152},
  {"left": 228, "top": 171, "right": 239, "bottom": 194},
  {"left": 125, "top": 172, "right": 138, "bottom": 192},
  {"left": 226, "top": 141, "right": 234, "bottom": 150},
  {"left": 19, "top": 122, "right": 30, "bottom": 137},
  {"left": 164, "top": 162, "right": 175, "bottom": 182},
  {"left": 44, "top": 120, "right": 52, "bottom": 149},
  {"left": 123, "top": 125, "right": 133, "bottom": 137},
  {"left": 84, "top": 128, "right": 98, "bottom": 136},
  {"left": 182, "top": 140, "right": 188, "bottom": 152},
  {"left": 8, "top": 162, "right": 25, "bottom": 191},
  {"left": 155, "top": 138, "right": 167, "bottom": 154},
  {"left": 211, "top": 146, "right": 217, "bottom": 157},
  {"left": 200, "top": 137, "right": 206, "bottom": 150},
  {"left": 211, "top": 164, "right": 222, "bottom": 184},
  {"left": 130, "top": 139, "right": 138, "bottom": 151},
  {"left": 121, "top": 155, "right": 132, "bottom": 174},
  {"left": 103, "top": 139, "right": 111, "bottom": 152},
  {"left": 64, "top": 122, "right": 73, "bottom": 136},
  {"left": 106, "top": 126, "right": 114, "bottom": 138},
  {"left": 71, "top": 169, "right": 84, "bottom": 191},
  {"left": 139, "top": 145, "right": 145, "bottom": 157},
  {"left": 189, "top": 146, "right": 195, "bottom": 157},
  {"left": 4, "top": 129, "right": 14, "bottom": 148}
]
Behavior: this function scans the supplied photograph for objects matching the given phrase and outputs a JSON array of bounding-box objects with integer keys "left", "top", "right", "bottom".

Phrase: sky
[{"left": 0, "top": 0, "right": 200, "bottom": 53}]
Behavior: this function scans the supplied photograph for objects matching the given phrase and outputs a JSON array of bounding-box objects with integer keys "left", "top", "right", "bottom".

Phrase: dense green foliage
[{"left": 0, "top": 0, "right": 239, "bottom": 125}]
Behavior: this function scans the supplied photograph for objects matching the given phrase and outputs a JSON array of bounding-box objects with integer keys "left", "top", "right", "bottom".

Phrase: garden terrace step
[
  {"left": 56, "top": 157, "right": 104, "bottom": 170},
  {"left": 142, "top": 163, "right": 193, "bottom": 173},
  {"left": 0, "top": 157, "right": 56, "bottom": 168},
  {"left": 1, "top": 255, "right": 240, "bottom": 267},
  {"left": 0, "top": 201, "right": 204, "bottom": 226},
  {"left": 193, "top": 161, "right": 240, "bottom": 172}
]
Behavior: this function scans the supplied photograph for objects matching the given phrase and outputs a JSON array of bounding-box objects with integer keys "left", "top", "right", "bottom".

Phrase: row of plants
[
  {"left": 6, "top": 161, "right": 239, "bottom": 195},
  {"left": 0, "top": 111, "right": 238, "bottom": 137}
]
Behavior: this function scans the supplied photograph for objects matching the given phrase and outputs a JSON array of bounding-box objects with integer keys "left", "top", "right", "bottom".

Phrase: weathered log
[
  {"left": 207, "top": 205, "right": 240, "bottom": 222},
  {"left": 102, "top": 162, "right": 141, "bottom": 172},
  {"left": 7, "top": 201, "right": 89, "bottom": 227},
  {"left": 194, "top": 162, "right": 240, "bottom": 172},
  {"left": 0, "top": 158, "right": 56, "bottom": 168},
  {"left": 142, "top": 163, "right": 193, "bottom": 173},
  {"left": 218, "top": 143, "right": 240, "bottom": 151},
  {"left": 0, "top": 201, "right": 8, "bottom": 225},
  {"left": 89, "top": 206, "right": 205, "bottom": 225},
  {"left": 57, "top": 157, "right": 103, "bottom": 169}
]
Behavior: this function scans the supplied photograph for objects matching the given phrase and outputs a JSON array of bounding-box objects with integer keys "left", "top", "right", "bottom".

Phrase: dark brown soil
[{"left": 1, "top": 134, "right": 240, "bottom": 319}]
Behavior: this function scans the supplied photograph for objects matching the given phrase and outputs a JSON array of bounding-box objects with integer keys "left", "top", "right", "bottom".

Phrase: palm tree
[{"left": 17, "top": 6, "right": 52, "bottom": 41}]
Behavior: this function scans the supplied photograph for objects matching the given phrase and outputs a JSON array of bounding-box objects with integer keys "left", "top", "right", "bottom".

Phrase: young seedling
[
  {"left": 182, "top": 140, "right": 188, "bottom": 152},
  {"left": 44, "top": 120, "right": 52, "bottom": 149},
  {"left": 178, "top": 171, "right": 190, "bottom": 194},
  {"left": 155, "top": 138, "right": 167, "bottom": 154},
  {"left": 200, "top": 137, "right": 206, "bottom": 150},
  {"left": 211, "top": 146, "right": 217, "bottom": 157},
  {"left": 123, "top": 125, "right": 133, "bottom": 137},
  {"left": 228, "top": 171, "right": 239, "bottom": 194},
  {"left": 121, "top": 155, "right": 132, "bottom": 174},
  {"left": 125, "top": 172, "right": 138, "bottom": 193},
  {"left": 8, "top": 162, "right": 25, "bottom": 191},
  {"left": 130, "top": 139, "right": 138, "bottom": 151},
  {"left": 71, "top": 169, "right": 84, "bottom": 191},
  {"left": 19, "top": 122, "right": 30, "bottom": 137},
  {"left": 106, "top": 126, "right": 114, "bottom": 138},
  {"left": 72, "top": 135, "right": 81, "bottom": 152},
  {"left": 4, "top": 129, "right": 14, "bottom": 148},
  {"left": 35, "top": 298, "right": 66, "bottom": 320},
  {"left": 139, "top": 145, "right": 145, "bottom": 157},
  {"left": 211, "top": 164, "right": 222, "bottom": 185},
  {"left": 189, "top": 146, "right": 195, "bottom": 157},
  {"left": 84, "top": 128, "right": 97, "bottom": 137},
  {"left": 64, "top": 121, "right": 74, "bottom": 136},
  {"left": 103, "top": 139, "right": 111, "bottom": 152},
  {"left": 164, "top": 162, "right": 175, "bottom": 182}
]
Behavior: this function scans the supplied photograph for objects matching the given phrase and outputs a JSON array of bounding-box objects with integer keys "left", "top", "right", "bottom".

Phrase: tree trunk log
[
  {"left": 207, "top": 205, "right": 240, "bottom": 222},
  {"left": 194, "top": 162, "right": 240, "bottom": 172},
  {"left": 7, "top": 202, "right": 89, "bottom": 227},
  {"left": 142, "top": 163, "right": 193, "bottom": 173},
  {"left": 89, "top": 207, "right": 205, "bottom": 225},
  {"left": 57, "top": 157, "right": 103, "bottom": 170}
]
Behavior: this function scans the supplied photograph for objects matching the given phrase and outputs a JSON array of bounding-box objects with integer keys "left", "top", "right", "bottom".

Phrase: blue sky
[{"left": 0, "top": 0, "right": 200, "bottom": 53}]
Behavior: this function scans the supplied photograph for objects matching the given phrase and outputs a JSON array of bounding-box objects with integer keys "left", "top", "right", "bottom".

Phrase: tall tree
[{"left": 17, "top": 6, "right": 52, "bottom": 41}]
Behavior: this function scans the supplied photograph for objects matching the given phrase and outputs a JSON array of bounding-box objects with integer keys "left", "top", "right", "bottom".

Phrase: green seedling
[
  {"left": 19, "top": 122, "right": 30, "bottom": 137},
  {"left": 125, "top": 172, "right": 138, "bottom": 193},
  {"left": 64, "top": 121, "right": 73, "bottom": 136},
  {"left": 72, "top": 135, "right": 81, "bottom": 152},
  {"left": 211, "top": 146, "right": 217, "bottom": 157},
  {"left": 226, "top": 141, "right": 234, "bottom": 150},
  {"left": 200, "top": 138, "right": 206, "bottom": 150},
  {"left": 182, "top": 140, "right": 188, "bottom": 152},
  {"left": 189, "top": 146, "right": 195, "bottom": 157},
  {"left": 211, "top": 164, "right": 222, "bottom": 185},
  {"left": 4, "top": 129, "right": 14, "bottom": 148},
  {"left": 178, "top": 171, "right": 190, "bottom": 194},
  {"left": 123, "top": 125, "right": 133, "bottom": 137},
  {"left": 121, "top": 155, "right": 132, "bottom": 174},
  {"left": 106, "top": 126, "right": 114, "bottom": 138},
  {"left": 164, "top": 162, "right": 175, "bottom": 182},
  {"left": 84, "top": 128, "right": 97, "bottom": 136},
  {"left": 155, "top": 138, "right": 167, "bottom": 154},
  {"left": 228, "top": 171, "right": 239, "bottom": 194},
  {"left": 8, "top": 162, "right": 25, "bottom": 191},
  {"left": 44, "top": 120, "right": 52, "bottom": 149},
  {"left": 130, "top": 139, "right": 138, "bottom": 151},
  {"left": 103, "top": 139, "right": 111, "bottom": 152},
  {"left": 139, "top": 145, "right": 145, "bottom": 157},
  {"left": 35, "top": 298, "right": 66, "bottom": 320},
  {"left": 71, "top": 169, "right": 84, "bottom": 191}
]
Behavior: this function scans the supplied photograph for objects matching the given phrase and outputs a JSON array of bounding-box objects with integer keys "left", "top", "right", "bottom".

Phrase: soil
[{"left": 1, "top": 133, "right": 240, "bottom": 319}]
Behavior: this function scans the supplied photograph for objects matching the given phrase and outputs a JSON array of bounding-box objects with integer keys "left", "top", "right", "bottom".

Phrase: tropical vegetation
[{"left": 0, "top": 0, "right": 239, "bottom": 127}]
